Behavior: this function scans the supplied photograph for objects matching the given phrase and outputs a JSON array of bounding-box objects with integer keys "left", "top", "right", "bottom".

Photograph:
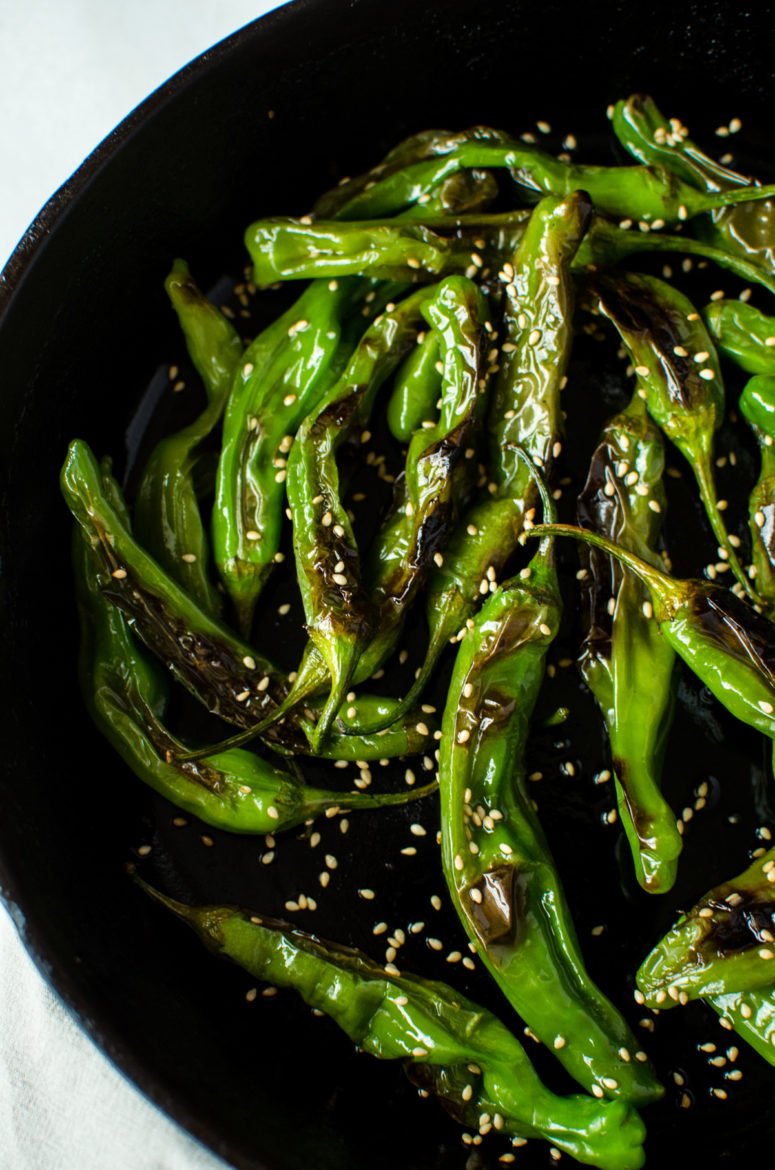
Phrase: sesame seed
[
  {"left": 401, "top": 846, "right": 417, "bottom": 857},
  {"left": 643, "top": 601, "right": 654, "bottom": 619},
  {"left": 759, "top": 700, "right": 774, "bottom": 714},
  {"left": 699, "top": 368, "right": 715, "bottom": 380},
  {"left": 359, "top": 888, "right": 375, "bottom": 901},
  {"left": 431, "top": 895, "right": 443, "bottom": 910},
  {"left": 539, "top": 622, "right": 552, "bottom": 636},
  {"left": 528, "top": 329, "right": 542, "bottom": 345},
  {"left": 553, "top": 1035, "right": 566, "bottom": 1050}
]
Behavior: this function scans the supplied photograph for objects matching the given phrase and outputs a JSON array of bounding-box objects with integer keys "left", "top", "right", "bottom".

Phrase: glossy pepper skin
[
  {"left": 611, "top": 93, "right": 775, "bottom": 278},
  {"left": 285, "top": 285, "right": 436, "bottom": 749},
  {"left": 61, "top": 440, "right": 438, "bottom": 763},
  {"left": 134, "top": 260, "right": 243, "bottom": 613},
  {"left": 703, "top": 299, "right": 775, "bottom": 375},
  {"left": 739, "top": 375, "right": 775, "bottom": 612},
  {"left": 351, "top": 191, "right": 592, "bottom": 735},
  {"left": 577, "top": 217, "right": 775, "bottom": 299},
  {"left": 213, "top": 277, "right": 379, "bottom": 634},
  {"left": 438, "top": 487, "right": 662, "bottom": 1107},
  {"left": 709, "top": 986, "right": 775, "bottom": 1066},
  {"left": 386, "top": 329, "right": 442, "bottom": 442},
  {"left": 577, "top": 391, "right": 681, "bottom": 893},
  {"left": 315, "top": 126, "right": 775, "bottom": 227},
  {"left": 589, "top": 271, "right": 753, "bottom": 599},
  {"left": 244, "top": 217, "right": 507, "bottom": 285},
  {"left": 138, "top": 881, "right": 647, "bottom": 1170},
  {"left": 636, "top": 846, "right": 775, "bottom": 1005},
  {"left": 74, "top": 499, "right": 436, "bottom": 833},
  {"left": 529, "top": 524, "right": 775, "bottom": 763},
  {"left": 214, "top": 275, "right": 486, "bottom": 754}
]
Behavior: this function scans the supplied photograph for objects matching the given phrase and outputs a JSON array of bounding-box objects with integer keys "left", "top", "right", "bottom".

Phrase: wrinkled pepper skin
[
  {"left": 213, "top": 277, "right": 377, "bottom": 634},
  {"left": 74, "top": 504, "right": 435, "bottom": 832},
  {"left": 589, "top": 271, "right": 753, "bottom": 598},
  {"left": 637, "top": 847, "right": 775, "bottom": 1005},
  {"left": 577, "top": 217, "right": 775, "bottom": 298},
  {"left": 285, "top": 286, "right": 435, "bottom": 748},
  {"left": 612, "top": 93, "right": 775, "bottom": 279},
  {"left": 138, "top": 881, "right": 647, "bottom": 1170},
  {"left": 317, "top": 128, "right": 775, "bottom": 227},
  {"left": 235, "top": 276, "right": 485, "bottom": 746},
  {"left": 438, "top": 502, "right": 662, "bottom": 1107},
  {"left": 740, "top": 375, "right": 775, "bottom": 611},
  {"left": 704, "top": 299, "right": 775, "bottom": 376},
  {"left": 351, "top": 192, "right": 592, "bottom": 734},
  {"left": 530, "top": 524, "right": 775, "bottom": 762},
  {"left": 61, "top": 440, "right": 438, "bottom": 763},
  {"left": 134, "top": 260, "right": 243, "bottom": 613},
  {"left": 577, "top": 392, "right": 681, "bottom": 893}
]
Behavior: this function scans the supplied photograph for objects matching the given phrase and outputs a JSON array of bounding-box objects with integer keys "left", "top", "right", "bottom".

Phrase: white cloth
[{"left": 0, "top": 2, "right": 286, "bottom": 1165}]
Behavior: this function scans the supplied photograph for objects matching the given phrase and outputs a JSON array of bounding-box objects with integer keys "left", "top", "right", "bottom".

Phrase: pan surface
[{"left": 1, "top": 1, "right": 774, "bottom": 1167}]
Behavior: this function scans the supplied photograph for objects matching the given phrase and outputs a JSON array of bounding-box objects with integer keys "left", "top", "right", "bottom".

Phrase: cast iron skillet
[{"left": 2, "top": 1, "right": 775, "bottom": 1166}]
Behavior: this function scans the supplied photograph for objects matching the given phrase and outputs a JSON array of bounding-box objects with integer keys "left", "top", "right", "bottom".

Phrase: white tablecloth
[{"left": 0, "top": 3, "right": 285, "bottom": 1165}]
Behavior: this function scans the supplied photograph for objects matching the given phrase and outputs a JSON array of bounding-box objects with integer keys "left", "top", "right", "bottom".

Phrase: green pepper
[
  {"left": 75, "top": 501, "right": 435, "bottom": 832},
  {"left": 703, "top": 299, "right": 775, "bottom": 375},
  {"left": 137, "top": 880, "right": 648, "bottom": 1170},
  {"left": 740, "top": 375, "right": 775, "bottom": 611},
  {"left": 709, "top": 987, "right": 775, "bottom": 1066},
  {"left": 611, "top": 93, "right": 775, "bottom": 278},
  {"left": 134, "top": 260, "right": 243, "bottom": 613},
  {"left": 577, "top": 390, "right": 681, "bottom": 893},
  {"left": 284, "top": 277, "right": 485, "bottom": 750},
  {"left": 386, "top": 329, "right": 442, "bottom": 442},
  {"left": 318, "top": 132, "right": 775, "bottom": 227},
  {"left": 589, "top": 271, "right": 754, "bottom": 599},
  {"left": 578, "top": 218, "right": 775, "bottom": 298},
  {"left": 528, "top": 523, "right": 775, "bottom": 765},
  {"left": 62, "top": 440, "right": 437, "bottom": 762},
  {"left": 347, "top": 191, "right": 592, "bottom": 735},
  {"left": 213, "top": 277, "right": 381, "bottom": 634},
  {"left": 637, "top": 847, "right": 775, "bottom": 1005},
  {"left": 438, "top": 470, "right": 662, "bottom": 1107}
]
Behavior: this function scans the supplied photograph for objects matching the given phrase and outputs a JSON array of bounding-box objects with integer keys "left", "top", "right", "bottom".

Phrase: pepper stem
[
  {"left": 527, "top": 523, "right": 686, "bottom": 614},
  {"left": 691, "top": 448, "right": 760, "bottom": 602},
  {"left": 304, "top": 777, "right": 438, "bottom": 815}
]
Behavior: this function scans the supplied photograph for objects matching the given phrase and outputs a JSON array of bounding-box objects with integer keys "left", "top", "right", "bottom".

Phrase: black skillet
[{"left": 2, "top": 0, "right": 775, "bottom": 1166}]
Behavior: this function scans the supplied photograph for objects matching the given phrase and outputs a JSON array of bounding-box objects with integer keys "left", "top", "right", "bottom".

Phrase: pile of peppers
[{"left": 61, "top": 95, "right": 775, "bottom": 1168}]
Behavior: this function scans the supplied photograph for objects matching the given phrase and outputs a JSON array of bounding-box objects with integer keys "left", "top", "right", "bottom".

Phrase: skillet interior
[{"left": 1, "top": 1, "right": 775, "bottom": 1166}]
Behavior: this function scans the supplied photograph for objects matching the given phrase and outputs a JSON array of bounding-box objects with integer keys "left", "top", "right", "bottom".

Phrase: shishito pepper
[
  {"left": 61, "top": 440, "right": 437, "bottom": 763},
  {"left": 577, "top": 390, "right": 681, "bottom": 893},
  {"left": 213, "top": 276, "right": 380, "bottom": 634},
  {"left": 316, "top": 126, "right": 775, "bottom": 227},
  {"left": 245, "top": 210, "right": 775, "bottom": 298},
  {"left": 281, "top": 277, "right": 485, "bottom": 750},
  {"left": 137, "top": 879, "right": 648, "bottom": 1170},
  {"left": 347, "top": 191, "right": 592, "bottom": 735},
  {"left": 588, "top": 271, "right": 754, "bottom": 599},
  {"left": 75, "top": 485, "right": 436, "bottom": 832},
  {"left": 637, "top": 846, "right": 775, "bottom": 1006},
  {"left": 386, "top": 328, "right": 442, "bottom": 442},
  {"left": 528, "top": 523, "right": 775, "bottom": 765},
  {"left": 611, "top": 93, "right": 775, "bottom": 279},
  {"left": 704, "top": 299, "right": 775, "bottom": 375},
  {"left": 739, "top": 375, "right": 775, "bottom": 612},
  {"left": 438, "top": 471, "right": 662, "bottom": 1107},
  {"left": 709, "top": 986, "right": 775, "bottom": 1066},
  {"left": 134, "top": 260, "right": 243, "bottom": 613}
]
